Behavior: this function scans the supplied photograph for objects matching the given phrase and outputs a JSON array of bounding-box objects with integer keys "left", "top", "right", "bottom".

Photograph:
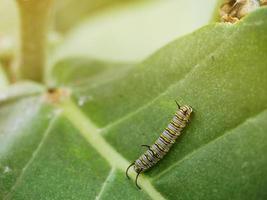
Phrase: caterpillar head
[
  {"left": 181, "top": 105, "right": 193, "bottom": 116},
  {"left": 180, "top": 105, "right": 193, "bottom": 121}
]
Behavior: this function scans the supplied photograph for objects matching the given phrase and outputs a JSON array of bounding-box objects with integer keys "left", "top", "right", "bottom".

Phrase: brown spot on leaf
[{"left": 44, "top": 87, "right": 71, "bottom": 104}]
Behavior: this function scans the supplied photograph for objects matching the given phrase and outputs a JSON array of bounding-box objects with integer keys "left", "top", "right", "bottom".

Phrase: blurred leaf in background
[
  {"left": 0, "top": 63, "right": 8, "bottom": 88},
  {"left": 0, "top": 0, "right": 18, "bottom": 77},
  {"left": 54, "top": 0, "right": 143, "bottom": 33},
  {"left": 53, "top": 0, "right": 218, "bottom": 63},
  {"left": 0, "top": 0, "right": 18, "bottom": 35}
]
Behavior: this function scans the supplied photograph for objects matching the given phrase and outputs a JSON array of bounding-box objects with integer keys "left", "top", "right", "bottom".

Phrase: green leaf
[
  {"left": 1, "top": 7, "right": 267, "bottom": 200},
  {"left": 53, "top": 0, "right": 218, "bottom": 63},
  {"left": 49, "top": 57, "right": 133, "bottom": 87}
]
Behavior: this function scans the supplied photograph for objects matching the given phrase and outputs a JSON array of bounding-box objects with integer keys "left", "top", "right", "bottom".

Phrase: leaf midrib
[
  {"left": 55, "top": 20, "right": 243, "bottom": 199},
  {"left": 59, "top": 18, "right": 265, "bottom": 198},
  {"left": 61, "top": 99, "right": 166, "bottom": 200}
]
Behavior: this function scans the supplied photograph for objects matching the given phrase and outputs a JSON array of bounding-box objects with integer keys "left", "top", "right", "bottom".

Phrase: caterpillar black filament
[{"left": 126, "top": 101, "right": 193, "bottom": 189}]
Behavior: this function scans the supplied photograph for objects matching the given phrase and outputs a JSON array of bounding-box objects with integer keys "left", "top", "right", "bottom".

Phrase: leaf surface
[{"left": 1, "top": 8, "right": 267, "bottom": 200}]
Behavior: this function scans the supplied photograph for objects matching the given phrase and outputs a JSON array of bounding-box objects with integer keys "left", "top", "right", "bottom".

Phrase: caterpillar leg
[
  {"left": 175, "top": 100, "right": 180, "bottom": 108},
  {"left": 135, "top": 172, "right": 142, "bottom": 190},
  {"left": 126, "top": 163, "right": 135, "bottom": 179}
]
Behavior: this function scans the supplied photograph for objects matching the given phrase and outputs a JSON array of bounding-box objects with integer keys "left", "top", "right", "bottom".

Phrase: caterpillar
[{"left": 126, "top": 101, "right": 193, "bottom": 189}]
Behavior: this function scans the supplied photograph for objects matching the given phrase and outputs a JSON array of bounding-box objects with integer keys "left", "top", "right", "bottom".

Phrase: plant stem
[{"left": 15, "top": 0, "right": 54, "bottom": 82}]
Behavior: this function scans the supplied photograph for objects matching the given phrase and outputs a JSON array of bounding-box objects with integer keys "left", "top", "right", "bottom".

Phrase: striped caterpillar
[{"left": 126, "top": 101, "right": 193, "bottom": 189}]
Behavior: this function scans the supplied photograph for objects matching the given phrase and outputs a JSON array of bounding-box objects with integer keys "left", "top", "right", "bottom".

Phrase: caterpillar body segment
[{"left": 126, "top": 102, "right": 193, "bottom": 189}]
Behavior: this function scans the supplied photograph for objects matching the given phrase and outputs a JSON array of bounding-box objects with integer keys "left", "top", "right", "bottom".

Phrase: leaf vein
[
  {"left": 95, "top": 168, "right": 115, "bottom": 200},
  {"left": 3, "top": 114, "right": 59, "bottom": 200},
  {"left": 101, "top": 25, "right": 239, "bottom": 134}
]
